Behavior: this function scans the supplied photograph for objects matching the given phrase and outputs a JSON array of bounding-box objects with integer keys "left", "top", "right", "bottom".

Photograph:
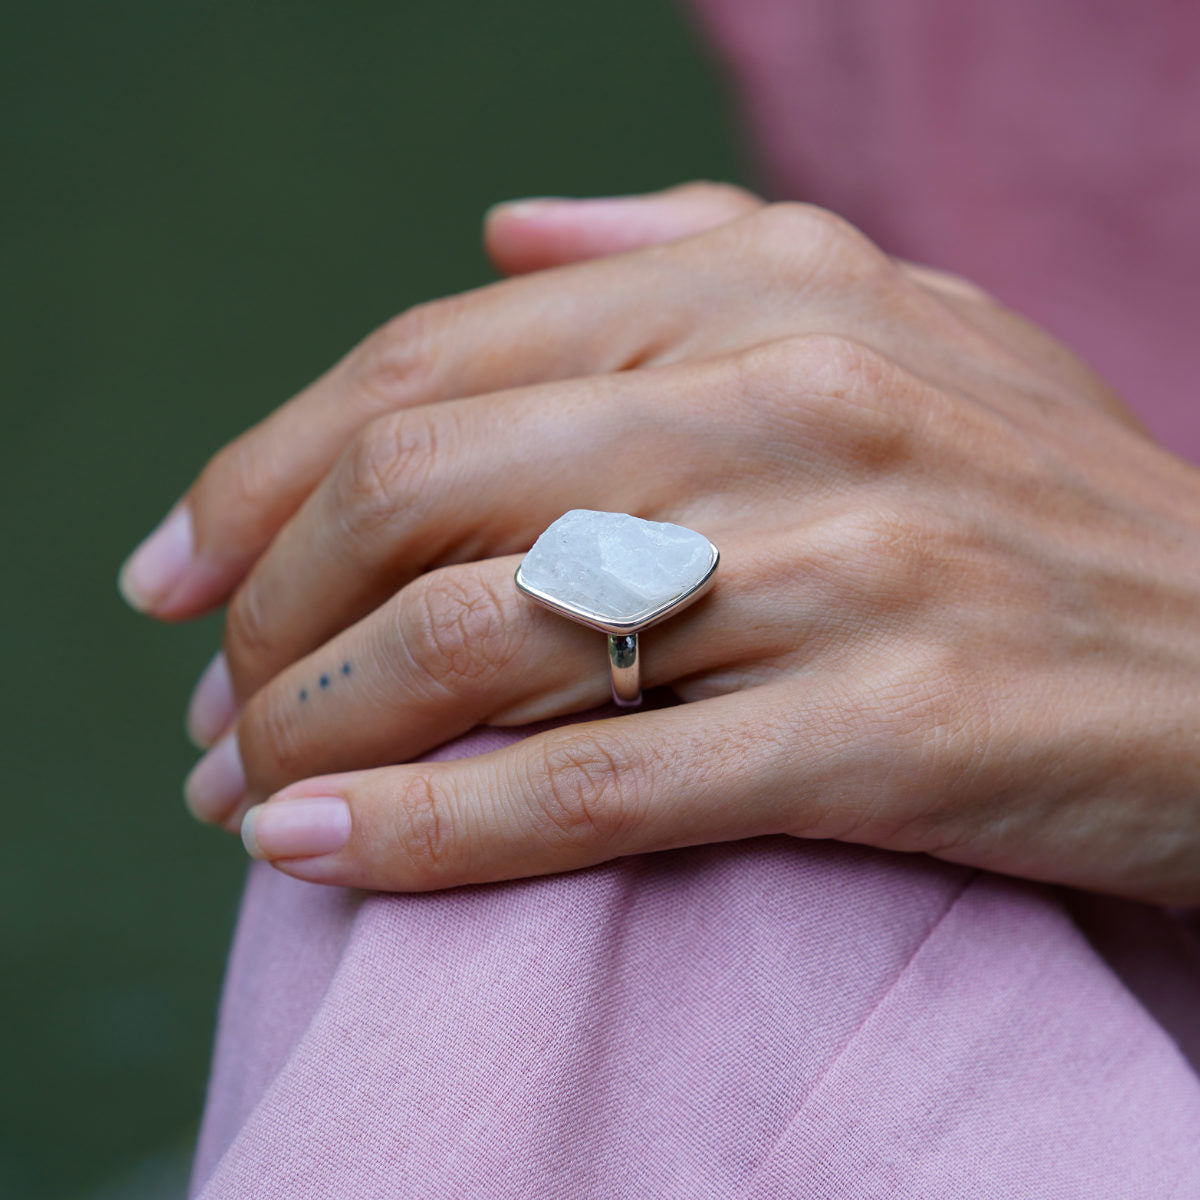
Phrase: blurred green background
[{"left": 1, "top": 3, "right": 741, "bottom": 1196}]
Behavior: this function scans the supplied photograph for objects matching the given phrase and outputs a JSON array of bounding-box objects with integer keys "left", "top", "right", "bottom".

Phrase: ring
[{"left": 514, "top": 509, "right": 720, "bottom": 707}]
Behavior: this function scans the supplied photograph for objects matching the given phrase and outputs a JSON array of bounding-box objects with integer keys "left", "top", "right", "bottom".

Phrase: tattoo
[{"left": 299, "top": 661, "right": 352, "bottom": 704}]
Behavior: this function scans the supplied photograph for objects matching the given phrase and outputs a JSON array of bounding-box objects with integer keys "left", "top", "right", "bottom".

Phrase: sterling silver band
[{"left": 607, "top": 633, "right": 641, "bottom": 707}]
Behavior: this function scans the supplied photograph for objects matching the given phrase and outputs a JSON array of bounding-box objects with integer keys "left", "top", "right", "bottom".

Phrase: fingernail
[
  {"left": 118, "top": 504, "right": 194, "bottom": 613},
  {"left": 241, "top": 796, "right": 352, "bottom": 861},
  {"left": 186, "top": 651, "right": 235, "bottom": 749},
  {"left": 485, "top": 196, "right": 568, "bottom": 220},
  {"left": 184, "top": 732, "right": 245, "bottom": 825}
]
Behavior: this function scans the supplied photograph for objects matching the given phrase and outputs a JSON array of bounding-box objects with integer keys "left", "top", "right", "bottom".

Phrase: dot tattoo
[{"left": 299, "top": 662, "right": 352, "bottom": 705}]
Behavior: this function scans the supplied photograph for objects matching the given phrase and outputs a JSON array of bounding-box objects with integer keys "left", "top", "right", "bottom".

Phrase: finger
[
  {"left": 238, "top": 683, "right": 800, "bottom": 891},
  {"left": 483, "top": 181, "right": 763, "bottom": 275},
  {"left": 118, "top": 281, "right": 641, "bottom": 621},
  {"left": 185, "top": 517, "right": 810, "bottom": 829},
  {"left": 118, "top": 193, "right": 760, "bottom": 623},
  {"left": 213, "top": 554, "right": 600, "bottom": 829},
  {"left": 213, "top": 329, "right": 939, "bottom": 716},
  {"left": 219, "top": 356, "right": 758, "bottom": 704},
  {"left": 123, "top": 203, "right": 900, "bottom": 625}
]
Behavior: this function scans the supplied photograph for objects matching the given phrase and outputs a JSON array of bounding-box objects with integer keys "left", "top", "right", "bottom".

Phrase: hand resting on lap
[{"left": 119, "top": 183, "right": 1200, "bottom": 903}]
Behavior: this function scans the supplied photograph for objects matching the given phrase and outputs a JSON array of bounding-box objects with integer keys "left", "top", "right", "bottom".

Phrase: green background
[{"left": 1, "top": 3, "right": 741, "bottom": 1196}]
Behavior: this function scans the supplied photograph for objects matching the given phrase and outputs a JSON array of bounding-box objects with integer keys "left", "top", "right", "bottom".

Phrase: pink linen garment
[
  {"left": 191, "top": 728, "right": 1200, "bottom": 1198},
  {"left": 190, "top": 1, "right": 1200, "bottom": 1193},
  {"left": 687, "top": 0, "right": 1200, "bottom": 460}
]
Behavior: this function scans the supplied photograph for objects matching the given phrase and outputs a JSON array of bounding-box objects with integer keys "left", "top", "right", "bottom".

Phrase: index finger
[
  {"left": 117, "top": 269, "right": 654, "bottom": 620},
  {"left": 118, "top": 188, "right": 765, "bottom": 623}
]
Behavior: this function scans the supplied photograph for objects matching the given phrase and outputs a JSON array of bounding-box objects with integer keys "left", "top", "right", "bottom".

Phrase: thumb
[{"left": 483, "top": 181, "right": 763, "bottom": 275}]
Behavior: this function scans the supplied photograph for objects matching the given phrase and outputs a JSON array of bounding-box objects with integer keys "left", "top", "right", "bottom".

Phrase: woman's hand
[{"left": 121, "top": 184, "right": 1200, "bottom": 904}]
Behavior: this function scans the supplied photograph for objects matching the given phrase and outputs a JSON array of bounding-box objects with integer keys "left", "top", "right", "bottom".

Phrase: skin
[{"left": 120, "top": 182, "right": 1200, "bottom": 903}]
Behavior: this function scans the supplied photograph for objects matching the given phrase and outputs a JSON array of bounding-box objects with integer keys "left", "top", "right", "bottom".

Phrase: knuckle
[
  {"left": 779, "top": 332, "right": 892, "bottom": 398},
  {"left": 749, "top": 201, "right": 881, "bottom": 269},
  {"left": 196, "top": 439, "right": 277, "bottom": 541},
  {"left": 737, "top": 334, "right": 918, "bottom": 465},
  {"left": 336, "top": 408, "right": 442, "bottom": 542},
  {"left": 383, "top": 770, "right": 459, "bottom": 885},
  {"left": 796, "top": 642, "right": 981, "bottom": 847},
  {"left": 353, "top": 297, "right": 451, "bottom": 403},
  {"left": 810, "top": 501, "right": 944, "bottom": 619},
  {"left": 866, "top": 654, "right": 990, "bottom": 843},
  {"left": 238, "top": 686, "right": 308, "bottom": 791},
  {"left": 671, "top": 179, "right": 763, "bottom": 214},
  {"left": 404, "top": 565, "right": 520, "bottom": 698},
  {"left": 821, "top": 501, "right": 904, "bottom": 573},
  {"left": 522, "top": 732, "right": 652, "bottom": 850}
]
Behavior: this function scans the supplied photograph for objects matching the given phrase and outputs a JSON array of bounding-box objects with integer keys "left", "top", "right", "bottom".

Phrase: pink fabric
[
  {"left": 686, "top": 0, "right": 1200, "bottom": 461},
  {"left": 191, "top": 3, "right": 1200, "bottom": 1193},
  {"left": 191, "top": 725, "right": 1200, "bottom": 1197}
]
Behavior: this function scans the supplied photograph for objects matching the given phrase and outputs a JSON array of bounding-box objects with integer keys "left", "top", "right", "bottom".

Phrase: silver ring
[{"left": 514, "top": 509, "right": 719, "bottom": 707}]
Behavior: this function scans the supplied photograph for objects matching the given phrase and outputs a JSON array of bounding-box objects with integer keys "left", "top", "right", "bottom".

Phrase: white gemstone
[{"left": 518, "top": 509, "right": 716, "bottom": 629}]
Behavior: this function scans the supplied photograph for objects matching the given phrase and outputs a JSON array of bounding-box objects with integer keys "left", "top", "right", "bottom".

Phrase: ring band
[
  {"left": 608, "top": 633, "right": 640, "bottom": 706},
  {"left": 515, "top": 509, "right": 719, "bottom": 707}
]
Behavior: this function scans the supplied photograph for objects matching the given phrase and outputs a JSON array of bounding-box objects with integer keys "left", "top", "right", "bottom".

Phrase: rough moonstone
[{"left": 518, "top": 509, "right": 716, "bottom": 628}]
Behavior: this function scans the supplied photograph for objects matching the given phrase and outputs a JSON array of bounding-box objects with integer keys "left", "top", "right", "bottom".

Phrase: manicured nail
[
  {"left": 485, "top": 196, "right": 568, "bottom": 220},
  {"left": 241, "top": 797, "right": 352, "bottom": 861},
  {"left": 118, "top": 504, "right": 194, "bottom": 613},
  {"left": 184, "top": 732, "right": 245, "bottom": 825},
  {"left": 186, "top": 651, "right": 235, "bottom": 749}
]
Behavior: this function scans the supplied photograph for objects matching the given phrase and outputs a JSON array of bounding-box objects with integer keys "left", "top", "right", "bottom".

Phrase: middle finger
[{"left": 220, "top": 352, "right": 816, "bottom": 704}]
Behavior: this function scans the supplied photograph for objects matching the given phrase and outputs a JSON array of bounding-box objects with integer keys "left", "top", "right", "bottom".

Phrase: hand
[{"left": 121, "top": 184, "right": 1200, "bottom": 903}]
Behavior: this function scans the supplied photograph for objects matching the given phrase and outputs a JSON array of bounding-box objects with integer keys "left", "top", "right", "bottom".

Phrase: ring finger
[{"left": 184, "top": 527, "right": 811, "bottom": 832}]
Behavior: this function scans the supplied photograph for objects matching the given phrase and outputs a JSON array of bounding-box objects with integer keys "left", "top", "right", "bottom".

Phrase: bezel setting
[{"left": 513, "top": 511, "right": 719, "bottom": 635}]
